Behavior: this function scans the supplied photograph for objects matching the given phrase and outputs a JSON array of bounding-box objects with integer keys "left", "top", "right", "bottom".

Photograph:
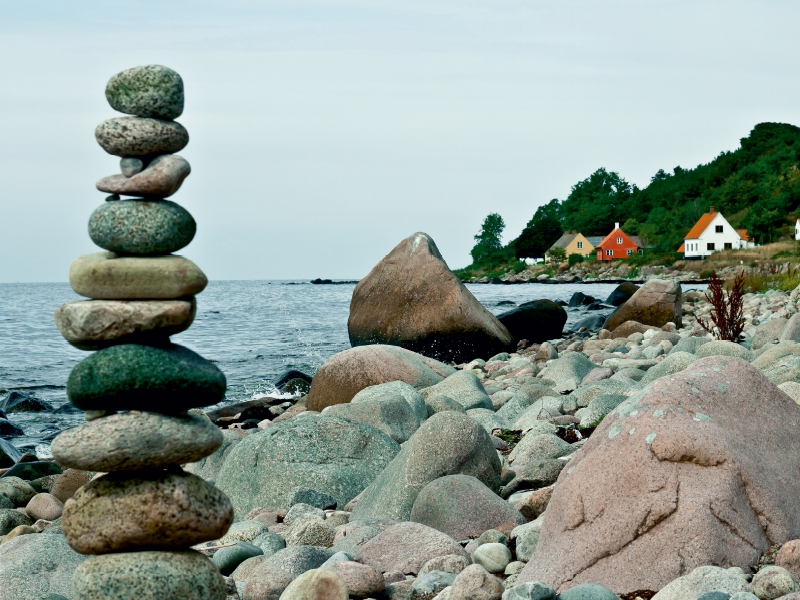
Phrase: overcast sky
[{"left": 1, "top": 0, "right": 799, "bottom": 282}]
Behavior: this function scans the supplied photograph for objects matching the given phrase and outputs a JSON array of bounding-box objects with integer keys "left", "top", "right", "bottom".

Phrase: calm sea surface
[{"left": 0, "top": 280, "right": 705, "bottom": 455}]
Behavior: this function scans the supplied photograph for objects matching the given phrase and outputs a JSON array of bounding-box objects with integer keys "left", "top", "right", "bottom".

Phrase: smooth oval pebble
[
  {"left": 97, "top": 155, "right": 191, "bottom": 198},
  {"left": 105, "top": 64, "right": 184, "bottom": 120},
  {"left": 63, "top": 470, "right": 233, "bottom": 553},
  {"left": 88, "top": 199, "right": 196, "bottom": 255},
  {"left": 95, "top": 117, "right": 188, "bottom": 157},
  {"left": 279, "top": 569, "right": 349, "bottom": 600},
  {"left": 52, "top": 410, "right": 223, "bottom": 471},
  {"left": 72, "top": 550, "right": 226, "bottom": 600},
  {"left": 69, "top": 252, "right": 207, "bottom": 299},
  {"left": 55, "top": 298, "right": 196, "bottom": 350},
  {"left": 67, "top": 343, "right": 226, "bottom": 411}
]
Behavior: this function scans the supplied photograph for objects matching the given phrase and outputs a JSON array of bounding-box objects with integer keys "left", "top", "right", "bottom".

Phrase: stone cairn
[{"left": 51, "top": 65, "right": 232, "bottom": 600}]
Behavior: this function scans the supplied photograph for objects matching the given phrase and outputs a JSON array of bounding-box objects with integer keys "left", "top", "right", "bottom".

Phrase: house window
[
  {"left": 715, "top": 225, "right": 723, "bottom": 233},
  {"left": 626, "top": 249, "right": 632, "bottom": 256},
  {"left": 616, "top": 237, "right": 623, "bottom": 244},
  {"left": 724, "top": 243, "right": 732, "bottom": 250},
  {"left": 577, "top": 241, "right": 583, "bottom": 249},
  {"left": 606, "top": 249, "right": 613, "bottom": 256},
  {"left": 707, "top": 243, "right": 715, "bottom": 251}
]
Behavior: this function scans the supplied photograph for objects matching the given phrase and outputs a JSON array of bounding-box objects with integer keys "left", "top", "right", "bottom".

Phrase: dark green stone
[
  {"left": 0, "top": 461, "right": 63, "bottom": 481},
  {"left": 106, "top": 65, "right": 184, "bottom": 120},
  {"left": 67, "top": 344, "right": 226, "bottom": 411},
  {"left": 88, "top": 199, "right": 195, "bottom": 255}
]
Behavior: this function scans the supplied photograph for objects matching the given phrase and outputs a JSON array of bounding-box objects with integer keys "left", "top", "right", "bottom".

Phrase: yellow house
[{"left": 546, "top": 231, "right": 595, "bottom": 259}]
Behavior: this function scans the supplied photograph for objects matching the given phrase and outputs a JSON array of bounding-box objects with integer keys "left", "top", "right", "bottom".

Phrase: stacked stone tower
[{"left": 51, "top": 65, "right": 231, "bottom": 600}]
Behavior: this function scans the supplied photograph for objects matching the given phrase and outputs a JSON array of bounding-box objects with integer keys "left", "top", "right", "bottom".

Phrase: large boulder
[
  {"left": 216, "top": 414, "right": 399, "bottom": 517},
  {"left": 518, "top": 356, "right": 800, "bottom": 595},
  {"left": 497, "top": 300, "right": 568, "bottom": 344},
  {"left": 322, "top": 396, "right": 420, "bottom": 443},
  {"left": 347, "top": 232, "right": 513, "bottom": 363},
  {"left": 350, "top": 412, "right": 501, "bottom": 522},
  {"left": 409, "top": 474, "right": 525, "bottom": 540},
  {"left": 604, "top": 280, "right": 682, "bottom": 332},
  {"left": 419, "top": 371, "right": 493, "bottom": 411},
  {"left": 306, "top": 345, "right": 455, "bottom": 412},
  {"left": 605, "top": 281, "right": 640, "bottom": 306},
  {"left": 0, "top": 531, "right": 87, "bottom": 600}
]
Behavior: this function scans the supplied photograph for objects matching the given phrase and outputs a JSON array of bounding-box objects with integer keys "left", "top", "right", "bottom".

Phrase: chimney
[
  {"left": 572, "top": 230, "right": 576, "bottom": 234},
  {"left": 614, "top": 222, "right": 619, "bottom": 230},
  {"left": 710, "top": 206, "right": 715, "bottom": 213}
]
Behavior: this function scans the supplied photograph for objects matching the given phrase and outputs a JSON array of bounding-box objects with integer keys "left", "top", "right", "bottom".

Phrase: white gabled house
[
  {"left": 795, "top": 218, "right": 800, "bottom": 241},
  {"left": 678, "top": 207, "right": 756, "bottom": 259}
]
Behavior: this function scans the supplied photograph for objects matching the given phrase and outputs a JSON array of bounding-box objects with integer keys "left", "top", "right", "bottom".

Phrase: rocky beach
[{"left": 6, "top": 67, "right": 800, "bottom": 600}]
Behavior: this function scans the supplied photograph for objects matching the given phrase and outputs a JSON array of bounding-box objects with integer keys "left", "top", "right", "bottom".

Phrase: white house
[
  {"left": 678, "top": 207, "right": 756, "bottom": 259},
  {"left": 795, "top": 218, "right": 800, "bottom": 241}
]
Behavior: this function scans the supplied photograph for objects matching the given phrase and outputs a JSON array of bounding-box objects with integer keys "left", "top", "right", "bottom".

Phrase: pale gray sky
[{"left": 1, "top": 1, "right": 798, "bottom": 282}]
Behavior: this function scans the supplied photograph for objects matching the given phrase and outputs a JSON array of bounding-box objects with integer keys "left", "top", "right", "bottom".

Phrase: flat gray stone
[
  {"left": 52, "top": 410, "right": 223, "bottom": 471},
  {"left": 95, "top": 116, "right": 188, "bottom": 157}
]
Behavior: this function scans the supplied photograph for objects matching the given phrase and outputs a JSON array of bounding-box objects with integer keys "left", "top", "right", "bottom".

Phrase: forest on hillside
[{"left": 465, "top": 122, "right": 800, "bottom": 270}]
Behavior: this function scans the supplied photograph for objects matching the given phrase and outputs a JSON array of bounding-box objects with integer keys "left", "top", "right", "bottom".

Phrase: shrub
[
  {"left": 699, "top": 269, "right": 713, "bottom": 279},
  {"left": 696, "top": 271, "right": 746, "bottom": 342},
  {"left": 568, "top": 253, "right": 584, "bottom": 267}
]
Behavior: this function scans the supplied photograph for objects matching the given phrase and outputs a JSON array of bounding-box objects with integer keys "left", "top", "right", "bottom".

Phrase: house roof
[
  {"left": 684, "top": 211, "right": 718, "bottom": 239},
  {"left": 596, "top": 228, "right": 638, "bottom": 249},
  {"left": 736, "top": 229, "right": 753, "bottom": 242},
  {"left": 549, "top": 232, "right": 577, "bottom": 250},
  {"left": 585, "top": 236, "right": 604, "bottom": 247},
  {"left": 678, "top": 242, "right": 685, "bottom": 253}
]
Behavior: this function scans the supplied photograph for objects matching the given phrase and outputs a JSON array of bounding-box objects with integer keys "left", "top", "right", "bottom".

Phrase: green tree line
[{"left": 466, "top": 122, "right": 800, "bottom": 269}]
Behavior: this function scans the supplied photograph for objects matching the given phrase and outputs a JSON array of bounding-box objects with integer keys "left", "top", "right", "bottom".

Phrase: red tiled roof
[
  {"left": 684, "top": 211, "right": 718, "bottom": 239},
  {"left": 678, "top": 242, "right": 685, "bottom": 253},
  {"left": 736, "top": 229, "right": 753, "bottom": 242}
]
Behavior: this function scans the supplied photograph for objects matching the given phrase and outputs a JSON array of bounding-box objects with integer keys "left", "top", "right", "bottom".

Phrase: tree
[
  {"left": 560, "top": 168, "right": 634, "bottom": 235},
  {"left": 548, "top": 247, "right": 566, "bottom": 265},
  {"left": 514, "top": 199, "right": 563, "bottom": 259},
  {"left": 470, "top": 213, "right": 506, "bottom": 264}
]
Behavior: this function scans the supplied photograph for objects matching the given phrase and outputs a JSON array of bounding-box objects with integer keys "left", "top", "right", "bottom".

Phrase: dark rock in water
[
  {"left": 16, "top": 452, "right": 39, "bottom": 463},
  {"left": 0, "top": 438, "right": 21, "bottom": 468},
  {"left": 2, "top": 461, "right": 63, "bottom": 481},
  {"left": 348, "top": 232, "right": 514, "bottom": 362},
  {"left": 53, "top": 403, "right": 82, "bottom": 414},
  {"left": 1, "top": 391, "right": 53, "bottom": 413},
  {"left": 569, "top": 314, "right": 607, "bottom": 332},
  {"left": 555, "top": 300, "right": 568, "bottom": 306},
  {"left": 205, "top": 398, "right": 285, "bottom": 423},
  {"left": 605, "top": 281, "right": 640, "bottom": 306},
  {"left": 88, "top": 199, "right": 196, "bottom": 255},
  {"left": 274, "top": 369, "right": 313, "bottom": 388},
  {"left": 497, "top": 300, "right": 568, "bottom": 344},
  {"left": 311, "top": 278, "right": 333, "bottom": 284},
  {"left": 585, "top": 301, "right": 607, "bottom": 311},
  {"left": 0, "top": 409, "right": 5, "bottom": 419},
  {"left": 496, "top": 300, "right": 516, "bottom": 306},
  {"left": 568, "top": 292, "right": 596, "bottom": 308},
  {"left": 67, "top": 343, "right": 226, "bottom": 411},
  {"left": 0, "top": 419, "right": 24, "bottom": 439},
  {"left": 279, "top": 378, "right": 310, "bottom": 395},
  {"left": 105, "top": 64, "right": 184, "bottom": 120},
  {"left": 490, "top": 278, "right": 504, "bottom": 284}
]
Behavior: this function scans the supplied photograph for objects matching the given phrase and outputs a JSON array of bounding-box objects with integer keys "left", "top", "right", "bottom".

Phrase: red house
[{"left": 595, "top": 223, "right": 640, "bottom": 261}]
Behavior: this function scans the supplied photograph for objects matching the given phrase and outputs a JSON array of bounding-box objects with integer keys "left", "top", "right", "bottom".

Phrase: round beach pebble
[
  {"left": 63, "top": 469, "right": 233, "bottom": 554},
  {"left": 69, "top": 252, "right": 207, "bottom": 299},
  {"left": 55, "top": 298, "right": 196, "bottom": 350},
  {"left": 96, "top": 154, "right": 191, "bottom": 198},
  {"left": 105, "top": 64, "right": 184, "bottom": 120},
  {"left": 67, "top": 343, "right": 226, "bottom": 411},
  {"left": 278, "top": 568, "right": 349, "bottom": 600},
  {"left": 51, "top": 410, "right": 223, "bottom": 471},
  {"left": 25, "top": 493, "right": 63, "bottom": 521},
  {"left": 88, "top": 199, "right": 196, "bottom": 255},
  {"left": 72, "top": 550, "right": 226, "bottom": 600},
  {"left": 325, "top": 561, "right": 385, "bottom": 599},
  {"left": 95, "top": 116, "right": 188, "bottom": 157},
  {"left": 471, "top": 542, "right": 511, "bottom": 574}
]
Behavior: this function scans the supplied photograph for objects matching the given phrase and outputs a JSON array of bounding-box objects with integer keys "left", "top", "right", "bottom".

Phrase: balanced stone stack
[{"left": 51, "top": 65, "right": 233, "bottom": 600}]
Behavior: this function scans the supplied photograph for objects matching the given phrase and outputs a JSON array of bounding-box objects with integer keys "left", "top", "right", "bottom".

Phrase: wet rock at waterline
[
  {"left": 96, "top": 154, "right": 191, "bottom": 198},
  {"left": 62, "top": 470, "right": 233, "bottom": 554},
  {"left": 67, "top": 343, "right": 226, "bottom": 411},
  {"left": 88, "top": 199, "right": 196, "bottom": 255},
  {"left": 105, "top": 64, "right": 184, "bottom": 120},
  {"left": 497, "top": 299, "right": 568, "bottom": 344},
  {"left": 604, "top": 279, "right": 682, "bottom": 332},
  {"left": 52, "top": 410, "right": 223, "bottom": 471},
  {"left": 519, "top": 356, "right": 800, "bottom": 595},
  {"left": 95, "top": 117, "right": 188, "bottom": 157},
  {"left": 348, "top": 232, "right": 513, "bottom": 363},
  {"left": 54, "top": 298, "right": 196, "bottom": 350},
  {"left": 71, "top": 550, "right": 226, "bottom": 600},
  {"left": 69, "top": 252, "right": 207, "bottom": 299}
]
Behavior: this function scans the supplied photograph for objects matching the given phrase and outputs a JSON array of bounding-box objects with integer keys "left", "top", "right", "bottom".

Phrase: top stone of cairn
[{"left": 106, "top": 65, "right": 184, "bottom": 120}]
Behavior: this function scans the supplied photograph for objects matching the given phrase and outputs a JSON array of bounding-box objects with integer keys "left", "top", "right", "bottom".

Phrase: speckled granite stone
[
  {"left": 95, "top": 117, "right": 188, "bottom": 157},
  {"left": 67, "top": 343, "right": 226, "bottom": 411},
  {"left": 88, "top": 199, "right": 195, "bottom": 255},
  {"left": 105, "top": 65, "right": 184, "bottom": 120}
]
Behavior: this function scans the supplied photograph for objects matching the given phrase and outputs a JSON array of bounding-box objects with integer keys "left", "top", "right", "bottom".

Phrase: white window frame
[
  {"left": 616, "top": 237, "right": 623, "bottom": 244},
  {"left": 626, "top": 249, "right": 632, "bottom": 256},
  {"left": 606, "top": 249, "right": 613, "bottom": 256},
  {"left": 577, "top": 241, "right": 583, "bottom": 249}
]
